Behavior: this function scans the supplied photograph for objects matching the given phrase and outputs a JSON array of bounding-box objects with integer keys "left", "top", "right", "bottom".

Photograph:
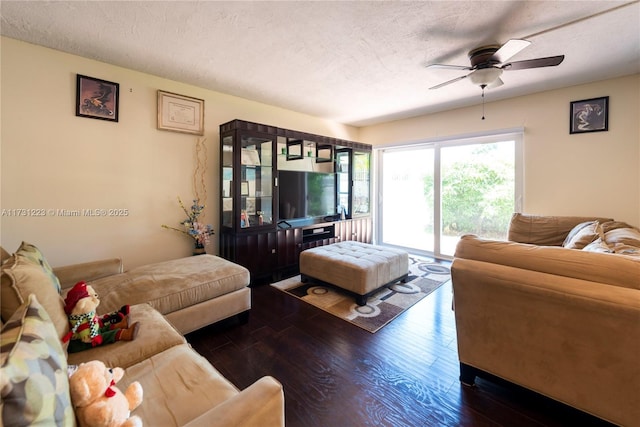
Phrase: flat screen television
[{"left": 279, "top": 170, "right": 336, "bottom": 221}]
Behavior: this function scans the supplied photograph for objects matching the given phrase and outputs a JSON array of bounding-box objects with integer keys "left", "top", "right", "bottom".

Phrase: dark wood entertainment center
[{"left": 219, "top": 119, "right": 372, "bottom": 284}]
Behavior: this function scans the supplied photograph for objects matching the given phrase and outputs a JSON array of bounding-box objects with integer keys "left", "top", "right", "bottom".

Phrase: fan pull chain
[{"left": 481, "top": 86, "right": 486, "bottom": 120}]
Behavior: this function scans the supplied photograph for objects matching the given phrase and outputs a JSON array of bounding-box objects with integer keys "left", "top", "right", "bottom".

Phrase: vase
[{"left": 193, "top": 243, "right": 206, "bottom": 256}]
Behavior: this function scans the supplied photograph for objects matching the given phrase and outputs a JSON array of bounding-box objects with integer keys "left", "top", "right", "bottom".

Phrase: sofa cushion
[
  {"left": 67, "top": 303, "right": 186, "bottom": 369},
  {"left": 508, "top": 213, "right": 613, "bottom": 246},
  {"left": 87, "top": 255, "right": 250, "bottom": 316},
  {"left": 1, "top": 255, "right": 69, "bottom": 339},
  {"left": 0, "top": 294, "right": 75, "bottom": 426},
  {"left": 599, "top": 220, "right": 636, "bottom": 233},
  {"left": 119, "top": 344, "right": 239, "bottom": 426},
  {"left": 562, "top": 221, "right": 600, "bottom": 249},
  {"left": 54, "top": 258, "right": 124, "bottom": 290}
]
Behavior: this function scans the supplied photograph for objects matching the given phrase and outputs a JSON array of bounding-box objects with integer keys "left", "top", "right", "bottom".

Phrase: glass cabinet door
[
  {"left": 352, "top": 150, "right": 371, "bottom": 216},
  {"left": 221, "top": 135, "right": 234, "bottom": 228},
  {"left": 335, "top": 149, "right": 352, "bottom": 218},
  {"left": 240, "top": 135, "right": 273, "bottom": 229},
  {"left": 336, "top": 149, "right": 370, "bottom": 218}
]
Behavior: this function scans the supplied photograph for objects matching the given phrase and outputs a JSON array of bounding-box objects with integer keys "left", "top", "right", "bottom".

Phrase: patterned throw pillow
[
  {"left": 582, "top": 238, "right": 613, "bottom": 253},
  {"left": 605, "top": 227, "right": 640, "bottom": 257},
  {"left": 15, "top": 242, "right": 61, "bottom": 294},
  {"left": 605, "top": 227, "right": 640, "bottom": 247},
  {"left": 1, "top": 255, "right": 69, "bottom": 340},
  {"left": 0, "top": 294, "right": 76, "bottom": 426},
  {"left": 562, "top": 221, "right": 600, "bottom": 249}
]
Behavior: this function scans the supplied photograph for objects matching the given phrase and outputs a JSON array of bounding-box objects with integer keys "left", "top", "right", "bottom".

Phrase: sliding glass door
[
  {"left": 378, "top": 132, "right": 521, "bottom": 258},
  {"left": 380, "top": 147, "right": 435, "bottom": 252}
]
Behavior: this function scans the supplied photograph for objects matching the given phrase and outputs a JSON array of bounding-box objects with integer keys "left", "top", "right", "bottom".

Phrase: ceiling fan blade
[
  {"left": 492, "top": 39, "right": 531, "bottom": 63},
  {"left": 429, "top": 74, "right": 469, "bottom": 90},
  {"left": 487, "top": 77, "right": 504, "bottom": 89},
  {"left": 425, "top": 63, "right": 471, "bottom": 71},
  {"left": 502, "top": 55, "right": 565, "bottom": 70}
]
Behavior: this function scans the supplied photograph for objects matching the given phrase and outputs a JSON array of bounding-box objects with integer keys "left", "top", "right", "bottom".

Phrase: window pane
[
  {"left": 440, "top": 141, "right": 515, "bottom": 256},
  {"left": 381, "top": 148, "right": 434, "bottom": 251}
]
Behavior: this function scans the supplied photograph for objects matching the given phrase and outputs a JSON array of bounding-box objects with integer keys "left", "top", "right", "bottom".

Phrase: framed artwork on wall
[
  {"left": 245, "top": 197, "right": 256, "bottom": 215},
  {"left": 76, "top": 74, "right": 119, "bottom": 122},
  {"left": 241, "top": 181, "right": 250, "bottom": 196},
  {"left": 570, "top": 96, "right": 608, "bottom": 134},
  {"left": 157, "top": 90, "right": 204, "bottom": 135}
]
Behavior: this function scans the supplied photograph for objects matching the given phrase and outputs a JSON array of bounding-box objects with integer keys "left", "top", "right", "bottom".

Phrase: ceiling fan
[{"left": 427, "top": 39, "right": 565, "bottom": 90}]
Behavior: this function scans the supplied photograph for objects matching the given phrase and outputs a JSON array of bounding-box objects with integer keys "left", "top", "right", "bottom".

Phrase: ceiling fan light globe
[{"left": 469, "top": 68, "right": 503, "bottom": 86}]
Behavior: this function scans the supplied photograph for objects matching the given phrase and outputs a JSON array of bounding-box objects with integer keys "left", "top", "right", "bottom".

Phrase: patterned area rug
[{"left": 270, "top": 256, "right": 451, "bottom": 333}]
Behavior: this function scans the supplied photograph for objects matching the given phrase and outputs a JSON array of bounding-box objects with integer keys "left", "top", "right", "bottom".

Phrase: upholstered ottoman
[{"left": 299, "top": 241, "right": 409, "bottom": 305}]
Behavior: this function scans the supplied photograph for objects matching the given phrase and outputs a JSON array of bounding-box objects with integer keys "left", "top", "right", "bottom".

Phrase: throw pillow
[
  {"left": 562, "top": 221, "right": 600, "bottom": 249},
  {"left": 611, "top": 244, "right": 640, "bottom": 257},
  {"left": 582, "top": 238, "right": 613, "bottom": 253},
  {"left": 1, "top": 246, "right": 10, "bottom": 263},
  {"left": 0, "top": 294, "right": 76, "bottom": 426},
  {"left": 15, "top": 242, "right": 61, "bottom": 294},
  {"left": 1, "top": 255, "right": 69, "bottom": 339},
  {"left": 605, "top": 227, "right": 640, "bottom": 247},
  {"left": 604, "top": 227, "right": 640, "bottom": 257}
]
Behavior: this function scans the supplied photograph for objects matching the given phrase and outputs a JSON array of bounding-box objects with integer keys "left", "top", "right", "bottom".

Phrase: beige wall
[
  {"left": 2, "top": 37, "right": 638, "bottom": 269},
  {"left": 0, "top": 37, "right": 358, "bottom": 268},
  {"left": 361, "top": 74, "right": 640, "bottom": 227}
]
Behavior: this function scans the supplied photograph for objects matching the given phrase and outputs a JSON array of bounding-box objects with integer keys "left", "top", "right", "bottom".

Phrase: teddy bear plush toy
[
  {"left": 69, "top": 360, "right": 143, "bottom": 427},
  {"left": 63, "top": 281, "right": 140, "bottom": 353}
]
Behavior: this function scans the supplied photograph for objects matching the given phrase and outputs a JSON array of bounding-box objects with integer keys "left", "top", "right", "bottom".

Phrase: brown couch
[
  {"left": 451, "top": 214, "right": 640, "bottom": 427},
  {"left": 1, "top": 242, "right": 285, "bottom": 426}
]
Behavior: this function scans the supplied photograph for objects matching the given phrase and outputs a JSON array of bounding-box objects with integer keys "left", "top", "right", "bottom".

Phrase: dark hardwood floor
[{"left": 187, "top": 264, "right": 614, "bottom": 427}]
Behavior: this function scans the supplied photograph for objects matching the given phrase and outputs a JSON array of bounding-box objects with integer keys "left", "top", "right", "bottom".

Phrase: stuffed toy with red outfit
[
  {"left": 69, "top": 360, "right": 143, "bottom": 427},
  {"left": 63, "top": 281, "right": 139, "bottom": 353}
]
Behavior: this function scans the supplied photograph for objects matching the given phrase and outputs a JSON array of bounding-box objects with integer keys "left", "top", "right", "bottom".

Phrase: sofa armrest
[
  {"left": 183, "top": 376, "right": 285, "bottom": 427},
  {"left": 53, "top": 258, "right": 123, "bottom": 289}
]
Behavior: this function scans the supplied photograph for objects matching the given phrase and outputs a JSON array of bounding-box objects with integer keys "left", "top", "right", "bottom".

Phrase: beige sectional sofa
[
  {"left": 451, "top": 214, "right": 640, "bottom": 427},
  {"left": 1, "top": 243, "right": 285, "bottom": 426}
]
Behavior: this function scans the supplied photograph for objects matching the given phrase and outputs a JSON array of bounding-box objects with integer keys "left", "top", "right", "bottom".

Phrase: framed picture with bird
[{"left": 75, "top": 74, "right": 119, "bottom": 122}]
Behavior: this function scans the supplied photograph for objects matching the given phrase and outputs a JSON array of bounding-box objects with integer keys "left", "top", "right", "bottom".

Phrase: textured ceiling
[{"left": 1, "top": 1, "right": 639, "bottom": 126}]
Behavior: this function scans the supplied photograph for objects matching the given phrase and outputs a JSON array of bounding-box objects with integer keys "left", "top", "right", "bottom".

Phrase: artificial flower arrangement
[{"left": 162, "top": 197, "right": 214, "bottom": 251}]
